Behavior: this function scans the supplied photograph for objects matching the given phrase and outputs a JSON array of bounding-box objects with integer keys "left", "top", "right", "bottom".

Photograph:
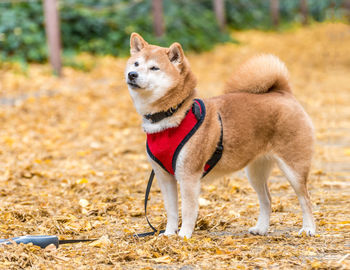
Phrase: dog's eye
[
  {"left": 134, "top": 62, "right": 139, "bottom": 67},
  {"left": 150, "top": 66, "right": 160, "bottom": 71}
]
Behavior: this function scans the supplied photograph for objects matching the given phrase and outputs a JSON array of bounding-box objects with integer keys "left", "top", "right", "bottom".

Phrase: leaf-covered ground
[{"left": 0, "top": 23, "right": 349, "bottom": 269}]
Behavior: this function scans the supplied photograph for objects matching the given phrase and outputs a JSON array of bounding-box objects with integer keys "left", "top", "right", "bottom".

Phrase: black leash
[
  {"left": 0, "top": 170, "right": 163, "bottom": 249},
  {"left": 2, "top": 113, "right": 224, "bottom": 247},
  {"left": 2, "top": 100, "right": 225, "bottom": 248},
  {"left": 3, "top": 152, "right": 227, "bottom": 248},
  {"left": 133, "top": 169, "right": 165, "bottom": 237}
]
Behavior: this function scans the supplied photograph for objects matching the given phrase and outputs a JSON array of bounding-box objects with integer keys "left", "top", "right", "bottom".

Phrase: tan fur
[
  {"left": 224, "top": 54, "right": 291, "bottom": 94},
  {"left": 126, "top": 33, "right": 316, "bottom": 238}
]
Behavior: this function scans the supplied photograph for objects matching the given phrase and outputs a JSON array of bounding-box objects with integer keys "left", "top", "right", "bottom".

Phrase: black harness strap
[
  {"left": 203, "top": 114, "right": 224, "bottom": 177},
  {"left": 171, "top": 99, "right": 206, "bottom": 174}
]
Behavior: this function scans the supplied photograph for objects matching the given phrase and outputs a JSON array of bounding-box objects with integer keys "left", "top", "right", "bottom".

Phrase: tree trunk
[
  {"left": 300, "top": 0, "right": 308, "bottom": 25},
  {"left": 43, "top": 0, "right": 62, "bottom": 76},
  {"left": 270, "top": 0, "right": 279, "bottom": 27},
  {"left": 344, "top": 0, "right": 350, "bottom": 22},
  {"left": 213, "top": 0, "right": 226, "bottom": 31},
  {"left": 152, "top": 0, "right": 165, "bottom": 37}
]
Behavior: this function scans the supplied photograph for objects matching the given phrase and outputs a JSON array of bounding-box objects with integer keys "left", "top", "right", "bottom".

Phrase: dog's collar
[{"left": 144, "top": 98, "right": 187, "bottom": 123}]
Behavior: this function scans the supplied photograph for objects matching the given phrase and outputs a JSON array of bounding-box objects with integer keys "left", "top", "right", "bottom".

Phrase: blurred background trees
[
  {"left": 0, "top": 0, "right": 348, "bottom": 63},
  {"left": 213, "top": 0, "right": 227, "bottom": 31},
  {"left": 152, "top": 0, "right": 165, "bottom": 37},
  {"left": 270, "top": 0, "right": 280, "bottom": 27}
]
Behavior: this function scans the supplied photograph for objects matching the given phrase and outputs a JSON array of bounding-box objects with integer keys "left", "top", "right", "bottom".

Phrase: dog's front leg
[
  {"left": 178, "top": 175, "right": 201, "bottom": 239},
  {"left": 153, "top": 166, "right": 178, "bottom": 235}
]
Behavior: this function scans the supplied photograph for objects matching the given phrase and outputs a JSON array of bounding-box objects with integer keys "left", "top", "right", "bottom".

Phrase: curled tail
[{"left": 225, "top": 54, "right": 291, "bottom": 94}]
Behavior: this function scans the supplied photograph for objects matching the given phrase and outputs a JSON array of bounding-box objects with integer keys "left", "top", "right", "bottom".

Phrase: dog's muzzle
[{"left": 127, "top": 71, "right": 141, "bottom": 89}]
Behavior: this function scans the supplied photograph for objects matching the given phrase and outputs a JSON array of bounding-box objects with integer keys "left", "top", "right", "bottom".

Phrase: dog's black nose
[{"left": 128, "top": 71, "right": 138, "bottom": 81}]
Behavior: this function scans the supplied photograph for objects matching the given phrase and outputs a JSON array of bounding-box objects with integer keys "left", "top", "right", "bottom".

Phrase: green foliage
[
  {"left": 59, "top": 0, "right": 230, "bottom": 56},
  {"left": 0, "top": 0, "right": 230, "bottom": 62},
  {"left": 0, "top": 0, "right": 347, "bottom": 63},
  {"left": 225, "top": 0, "right": 346, "bottom": 30},
  {"left": 225, "top": 0, "right": 270, "bottom": 29},
  {"left": 0, "top": 2, "right": 46, "bottom": 62},
  {"left": 161, "top": 0, "right": 231, "bottom": 51}
]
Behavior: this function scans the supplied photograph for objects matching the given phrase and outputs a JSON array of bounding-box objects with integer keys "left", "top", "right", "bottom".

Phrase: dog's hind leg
[
  {"left": 274, "top": 155, "right": 315, "bottom": 236},
  {"left": 246, "top": 155, "right": 275, "bottom": 235}
]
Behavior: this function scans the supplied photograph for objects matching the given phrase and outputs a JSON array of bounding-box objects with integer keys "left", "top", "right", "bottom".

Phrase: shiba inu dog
[{"left": 125, "top": 33, "right": 316, "bottom": 239}]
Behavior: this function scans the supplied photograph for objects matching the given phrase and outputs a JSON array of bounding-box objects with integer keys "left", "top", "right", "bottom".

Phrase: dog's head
[{"left": 125, "top": 33, "right": 196, "bottom": 115}]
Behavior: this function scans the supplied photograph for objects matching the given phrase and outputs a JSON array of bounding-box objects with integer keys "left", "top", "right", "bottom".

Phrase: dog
[{"left": 125, "top": 33, "right": 316, "bottom": 239}]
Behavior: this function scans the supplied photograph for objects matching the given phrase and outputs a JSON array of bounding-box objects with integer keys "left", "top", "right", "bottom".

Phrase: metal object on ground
[{"left": 0, "top": 235, "right": 96, "bottom": 248}]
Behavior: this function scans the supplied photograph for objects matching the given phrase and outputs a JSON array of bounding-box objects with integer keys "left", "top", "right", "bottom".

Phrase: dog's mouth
[{"left": 127, "top": 81, "right": 142, "bottom": 89}]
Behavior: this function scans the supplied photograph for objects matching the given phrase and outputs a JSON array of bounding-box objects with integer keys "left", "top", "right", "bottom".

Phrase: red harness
[{"left": 146, "top": 99, "right": 223, "bottom": 177}]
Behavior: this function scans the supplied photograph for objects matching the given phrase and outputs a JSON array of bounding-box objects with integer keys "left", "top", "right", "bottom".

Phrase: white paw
[
  {"left": 249, "top": 226, "right": 268, "bottom": 236},
  {"left": 178, "top": 228, "right": 193, "bottom": 239},
  {"left": 163, "top": 229, "right": 177, "bottom": 236},
  {"left": 298, "top": 226, "right": 316, "bottom": 236}
]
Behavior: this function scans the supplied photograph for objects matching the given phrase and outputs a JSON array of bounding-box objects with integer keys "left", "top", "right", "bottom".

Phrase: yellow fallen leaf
[
  {"left": 313, "top": 169, "right": 324, "bottom": 176},
  {"left": 202, "top": 237, "right": 212, "bottom": 242},
  {"left": 66, "top": 222, "right": 81, "bottom": 231},
  {"left": 82, "top": 221, "right": 92, "bottom": 231},
  {"left": 89, "top": 235, "right": 111, "bottom": 248},
  {"left": 27, "top": 96, "right": 36, "bottom": 103},
  {"left": 44, "top": 243, "right": 57, "bottom": 251},
  {"left": 206, "top": 185, "right": 216, "bottom": 192},
  {"left": 199, "top": 197, "right": 211, "bottom": 206},
  {"left": 4, "top": 137, "right": 14, "bottom": 146},
  {"left": 76, "top": 178, "right": 88, "bottom": 184},
  {"left": 77, "top": 150, "right": 91, "bottom": 157},
  {"left": 229, "top": 210, "right": 241, "bottom": 218},
  {"left": 223, "top": 236, "right": 235, "bottom": 246},
  {"left": 310, "top": 260, "right": 322, "bottom": 268},
  {"left": 325, "top": 220, "right": 350, "bottom": 224},
  {"left": 44, "top": 159, "right": 52, "bottom": 164},
  {"left": 80, "top": 121, "right": 89, "bottom": 129},
  {"left": 68, "top": 214, "right": 78, "bottom": 220},
  {"left": 215, "top": 248, "right": 230, "bottom": 255},
  {"left": 123, "top": 228, "right": 132, "bottom": 234},
  {"left": 151, "top": 255, "right": 172, "bottom": 263},
  {"left": 79, "top": 198, "right": 89, "bottom": 208},
  {"left": 136, "top": 249, "right": 149, "bottom": 257}
]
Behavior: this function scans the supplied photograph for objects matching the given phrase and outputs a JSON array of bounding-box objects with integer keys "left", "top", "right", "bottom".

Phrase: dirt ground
[{"left": 0, "top": 23, "right": 349, "bottom": 269}]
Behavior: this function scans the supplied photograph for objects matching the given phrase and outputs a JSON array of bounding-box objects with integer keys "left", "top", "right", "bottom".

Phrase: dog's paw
[
  {"left": 178, "top": 229, "right": 192, "bottom": 239},
  {"left": 298, "top": 226, "right": 316, "bottom": 236},
  {"left": 163, "top": 229, "right": 177, "bottom": 236},
  {"left": 248, "top": 226, "right": 268, "bottom": 236}
]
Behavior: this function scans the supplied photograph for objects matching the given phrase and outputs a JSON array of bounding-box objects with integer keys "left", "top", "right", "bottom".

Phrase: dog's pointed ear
[
  {"left": 167, "top": 42, "right": 184, "bottom": 67},
  {"left": 130, "top": 33, "right": 148, "bottom": 55}
]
